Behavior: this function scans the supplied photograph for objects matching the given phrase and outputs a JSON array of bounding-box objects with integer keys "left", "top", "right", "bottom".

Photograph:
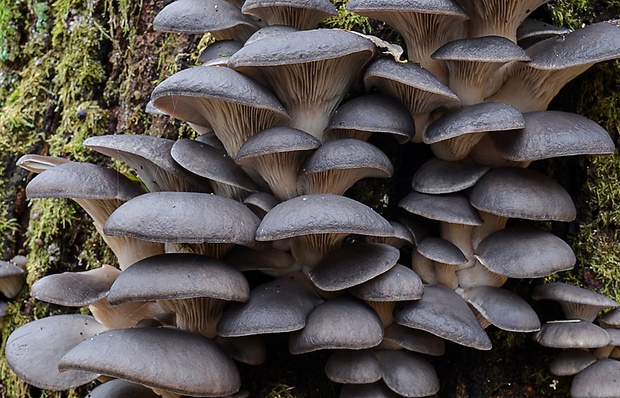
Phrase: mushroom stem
[
  {"left": 470, "top": 211, "right": 508, "bottom": 250},
  {"left": 440, "top": 223, "right": 475, "bottom": 270},
  {"left": 90, "top": 298, "right": 163, "bottom": 329},
  {"left": 160, "top": 298, "right": 227, "bottom": 339}
]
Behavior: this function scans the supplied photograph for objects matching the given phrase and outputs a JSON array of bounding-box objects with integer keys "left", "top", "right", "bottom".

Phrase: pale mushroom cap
[
  {"left": 16, "top": 154, "right": 70, "bottom": 174},
  {"left": 475, "top": 226, "right": 576, "bottom": 278},
  {"left": 469, "top": 167, "right": 577, "bottom": 221},
  {"left": 324, "top": 349, "right": 382, "bottom": 384},
  {"left": 533, "top": 320, "right": 611, "bottom": 349},
  {"left": 532, "top": 282, "right": 619, "bottom": 322},
  {"left": 256, "top": 194, "right": 394, "bottom": 241},
  {"left": 104, "top": 192, "right": 260, "bottom": 247},
  {"left": 289, "top": 296, "right": 384, "bottom": 354},
  {"left": 5, "top": 314, "right": 107, "bottom": 390},
  {"left": 58, "top": 327, "right": 241, "bottom": 397},
  {"left": 107, "top": 253, "right": 250, "bottom": 304},
  {"left": 462, "top": 285, "right": 541, "bottom": 332},
  {"left": 412, "top": 158, "right": 489, "bottom": 194},
  {"left": 350, "top": 264, "right": 424, "bottom": 302},
  {"left": 394, "top": 284, "right": 492, "bottom": 350},
  {"left": 570, "top": 358, "right": 620, "bottom": 397}
]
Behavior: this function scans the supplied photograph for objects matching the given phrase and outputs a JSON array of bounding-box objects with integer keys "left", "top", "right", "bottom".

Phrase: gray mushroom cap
[
  {"left": 340, "top": 382, "right": 400, "bottom": 398},
  {"left": 5, "top": 314, "right": 107, "bottom": 390},
  {"left": 289, "top": 296, "right": 384, "bottom": 354},
  {"left": 462, "top": 285, "right": 541, "bottom": 332},
  {"left": 533, "top": 320, "right": 611, "bottom": 349},
  {"left": 517, "top": 18, "right": 572, "bottom": 49},
  {"left": 490, "top": 111, "right": 616, "bottom": 162},
  {"left": 107, "top": 253, "right": 249, "bottom": 304},
  {"left": 374, "top": 350, "right": 440, "bottom": 397},
  {"left": 324, "top": 349, "right": 382, "bottom": 384},
  {"left": 570, "top": 358, "right": 620, "bottom": 397},
  {"left": 16, "top": 154, "right": 69, "bottom": 174},
  {"left": 308, "top": 243, "right": 400, "bottom": 291},
  {"left": 218, "top": 272, "right": 323, "bottom": 336},
  {"left": 475, "top": 226, "right": 576, "bottom": 278},
  {"left": 469, "top": 167, "right": 577, "bottom": 221},
  {"left": 153, "top": 0, "right": 258, "bottom": 41},
  {"left": 0, "top": 260, "right": 25, "bottom": 299},
  {"left": 58, "top": 327, "right": 241, "bottom": 397},
  {"left": 325, "top": 94, "right": 415, "bottom": 143},
  {"left": 198, "top": 40, "right": 244, "bottom": 64},
  {"left": 85, "top": 379, "right": 160, "bottom": 398},
  {"left": 241, "top": 0, "right": 337, "bottom": 29},
  {"left": 412, "top": 158, "right": 489, "bottom": 194},
  {"left": 532, "top": 282, "right": 619, "bottom": 322},
  {"left": 242, "top": 191, "right": 279, "bottom": 218},
  {"left": 432, "top": 35, "right": 530, "bottom": 63},
  {"left": 416, "top": 236, "right": 468, "bottom": 265},
  {"left": 235, "top": 126, "right": 321, "bottom": 161},
  {"left": 104, "top": 191, "right": 261, "bottom": 247},
  {"left": 382, "top": 323, "right": 446, "bottom": 356},
  {"left": 549, "top": 349, "right": 597, "bottom": 376},
  {"left": 350, "top": 264, "right": 424, "bottom": 302},
  {"left": 31, "top": 264, "right": 119, "bottom": 307},
  {"left": 399, "top": 191, "right": 483, "bottom": 225},
  {"left": 394, "top": 284, "right": 492, "bottom": 350},
  {"left": 600, "top": 308, "right": 620, "bottom": 329},
  {"left": 244, "top": 25, "right": 300, "bottom": 45},
  {"left": 215, "top": 335, "right": 267, "bottom": 366}
]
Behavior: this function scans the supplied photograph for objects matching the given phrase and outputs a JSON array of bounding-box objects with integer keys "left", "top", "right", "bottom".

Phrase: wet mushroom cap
[{"left": 58, "top": 327, "right": 241, "bottom": 397}]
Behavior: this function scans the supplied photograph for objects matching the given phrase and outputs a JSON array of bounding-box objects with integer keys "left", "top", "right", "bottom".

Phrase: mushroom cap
[
  {"left": 549, "top": 349, "right": 597, "bottom": 376},
  {"left": 325, "top": 94, "right": 415, "bottom": 142},
  {"left": 432, "top": 35, "right": 530, "bottom": 63},
  {"left": 242, "top": 191, "right": 279, "bottom": 218},
  {"left": 107, "top": 253, "right": 249, "bottom": 304},
  {"left": 58, "top": 327, "right": 241, "bottom": 397},
  {"left": 256, "top": 194, "right": 394, "bottom": 241},
  {"left": 491, "top": 111, "right": 616, "bottom": 162},
  {"left": 532, "top": 282, "right": 618, "bottom": 322},
  {"left": 399, "top": 191, "right": 483, "bottom": 225},
  {"left": 245, "top": 24, "right": 300, "bottom": 45},
  {"left": 308, "top": 243, "right": 400, "bottom": 291},
  {"left": 218, "top": 272, "right": 322, "bottom": 336},
  {"left": 423, "top": 102, "right": 525, "bottom": 144},
  {"left": 241, "top": 0, "right": 337, "bottom": 29},
  {"left": 215, "top": 335, "right": 267, "bottom": 366},
  {"left": 31, "top": 264, "right": 120, "bottom": 307},
  {"left": 462, "top": 285, "right": 541, "bottom": 332},
  {"left": 533, "top": 320, "right": 611, "bottom": 349},
  {"left": 374, "top": 349, "right": 440, "bottom": 397},
  {"left": 198, "top": 40, "right": 244, "bottom": 64},
  {"left": 600, "top": 308, "right": 620, "bottom": 329},
  {"left": 340, "top": 382, "right": 400, "bottom": 398},
  {"left": 394, "top": 284, "right": 492, "bottom": 350},
  {"left": 382, "top": 323, "right": 446, "bottom": 356},
  {"left": 412, "top": 158, "right": 489, "bottom": 194},
  {"left": 469, "top": 167, "right": 577, "bottom": 222},
  {"left": 16, "top": 154, "right": 70, "bottom": 174},
  {"left": 235, "top": 126, "right": 321, "bottom": 161},
  {"left": 517, "top": 18, "right": 572, "bottom": 49},
  {"left": 25, "top": 161, "right": 143, "bottom": 201},
  {"left": 347, "top": 0, "right": 467, "bottom": 17},
  {"left": 104, "top": 192, "right": 260, "bottom": 247},
  {"left": 324, "top": 349, "right": 382, "bottom": 384},
  {"left": 475, "top": 226, "right": 576, "bottom": 278},
  {"left": 85, "top": 379, "right": 161, "bottom": 398},
  {"left": 5, "top": 314, "right": 106, "bottom": 390},
  {"left": 416, "top": 236, "right": 468, "bottom": 266},
  {"left": 350, "top": 264, "right": 424, "bottom": 302},
  {"left": 570, "top": 358, "right": 620, "bottom": 397},
  {"left": 289, "top": 296, "right": 384, "bottom": 354}
]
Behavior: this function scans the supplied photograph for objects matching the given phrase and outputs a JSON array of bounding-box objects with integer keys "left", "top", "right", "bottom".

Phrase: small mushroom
[
  {"left": 241, "top": 0, "right": 337, "bottom": 29},
  {"left": 532, "top": 282, "right": 619, "bottom": 322}
]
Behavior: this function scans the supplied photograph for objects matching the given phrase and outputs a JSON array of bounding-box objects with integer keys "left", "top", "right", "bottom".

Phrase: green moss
[{"left": 321, "top": 1, "right": 372, "bottom": 34}]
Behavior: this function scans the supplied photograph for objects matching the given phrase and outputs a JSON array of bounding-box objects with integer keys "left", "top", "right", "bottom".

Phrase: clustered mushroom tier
[{"left": 6, "top": 0, "right": 620, "bottom": 397}]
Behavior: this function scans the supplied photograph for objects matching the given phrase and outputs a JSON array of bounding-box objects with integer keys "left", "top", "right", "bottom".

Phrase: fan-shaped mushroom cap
[
  {"left": 375, "top": 349, "right": 440, "bottom": 397},
  {"left": 0, "top": 260, "right": 25, "bottom": 299},
  {"left": 394, "top": 284, "right": 492, "bottom": 350},
  {"left": 363, "top": 57, "right": 459, "bottom": 142},
  {"left": 533, "top": 320, "right": 611, "bottom": 349},
  {"left": 5, "top": 314, "right": 107, "bottom": 390},
  {"left": 84, "top": 134, "right": 209, "bottom": 193},
  {"left": 228, "top": 28, "right": 376, "bottom": 139},
  {"left": 244, "top": 24, "right": 300, "bottom": 45},
  {"left": 171, "top": 139, "right": 258, "bottom": 200},
  {"left": 308, "top": 243, "right": 399, "bottom": 292},
  {"left": 417, "top": 236, "right": 468, "bottom": 289},
  {"left": 381, "top": 323, "right": 446, "bottom": 356},
  {"left": 86, "top": 379, "right": 160, "bottom": 398},
  {"left": 297, "top": 138, "right": 393, "bottom": 196},
  {"left": 289, "top": 296, "right": 384, "bottom": 354},
  {"left": 470, "top": 167, "right": 577, "bottom": 221},
  {"left": 241, "top": 0, "right": 337, "bottom": 29},
  {"left": 256, "top": 194, "right": 393, "bottom": 267},
  {"left": 549, "top": 349, "right": 597, "bottom": 376},
  {"left": 431, "top": 36, "right": 530, "bottom": 104},
  {"left": 324, "top": 94, "right": 415, "bottom": 143},
  {"left": 104, "top": 192, "right": 261, "bottom": 257},
  {"left": 153, "top": 0, "right": 258, "bottom": 41},
  {"left": 242, "top": 191, "right": 279, "bottom": 219},
  {"left": 351, "top": 264, "right": 424, "bottom": 302},
  {"left": 347, "top": 0, "right": 468, "bottom": 80},
  {"left": 16, "top": 154, "right": 70, "bottom": 174},
  {"left": 423, "top": 102, "right": 525, "bottom": 161},
  {"left": 215, "top": 335, "right": 267, "bottom": 366},
  {"left": 234, "top": 126, "right": 320, "bottom": 200},
  {"left": 151, "top": 65, "right": 290, "bottom": 158},
  {"left": 475, "top": 226, "right": 576, "bottom": 278},
  {"left": 600, "top": 308, "right": 620, "bottom": 329},
  {"left": 462, "top": 285, "right": 540, "bottom": 332},
  {"left": 58, "top": 327, "right": 241, "bottom": 397},
  {"left": 532, "top": 282, "right": 619, "bottom": 322},
  {"left": 225, "top": 245, "right": 299, "bottom": 277},
  {"left": 325, "top": 349, "right": 383, "bottom": 384},
  {"left": 399, "top": 191, "right": 483, "bottom": 226},
  {"left": 488, "top": 21, "right": 620, "bottom": 112},
  {"left": 218, "top": 272, "right": 322, "bottom": 336},
  {"left": 412, "top": 158, "right": 489, "bottom": 194},
  {"left": 198, "top": 40, "right": 244, "bottom": 64},
  {"left": 490, "top": 111, "right": 616, "bottom": 164},
  {"left": 570, "top": 358, "right": 620, "bottom": 398},
  {"left": 517, "top": 18, "right": 572, "bottom": 49}
]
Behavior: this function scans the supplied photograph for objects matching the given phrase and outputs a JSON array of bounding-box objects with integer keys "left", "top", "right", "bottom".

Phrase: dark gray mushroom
[
  {"left": 241, "top": 0, "right": 337, "bottom": 29},
  {"left": 324, "top": 349, "right": 382, "bottom": 384},
  {"left": 517, "top": 18, "right": 572, "bottom": 49},
  {"left": 411, "top": 158, "right": 489, "bottom": 194},
  {"left": 374, "top": 349, "right": 440, "bottom": 397},
  {"left": 549, "top": 349, "right": 597, "bottom": 377},
  {"left": 570, "top": 358, "right": 620, "bottom": 398},
  {"left": 380, "top": 323, "right": 446, "bottom": 356},
  {"left": 86, "top": 379, "right": 161, "bottom": 398},
  {"left": 532, "top": 282, "right": 619, "bottom": 322},
  {"left": 533, "top": 320, "right": 611, "bottom": 349}
]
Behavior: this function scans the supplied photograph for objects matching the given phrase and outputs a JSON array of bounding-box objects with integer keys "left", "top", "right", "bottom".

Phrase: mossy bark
[{"left": 0, "top": 0, "right": 618, "bottom": 397}]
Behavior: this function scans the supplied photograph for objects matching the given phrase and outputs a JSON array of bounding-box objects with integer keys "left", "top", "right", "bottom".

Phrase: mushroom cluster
[{"left": 5, "top": 0, "right": 620, "bottom": 397}]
